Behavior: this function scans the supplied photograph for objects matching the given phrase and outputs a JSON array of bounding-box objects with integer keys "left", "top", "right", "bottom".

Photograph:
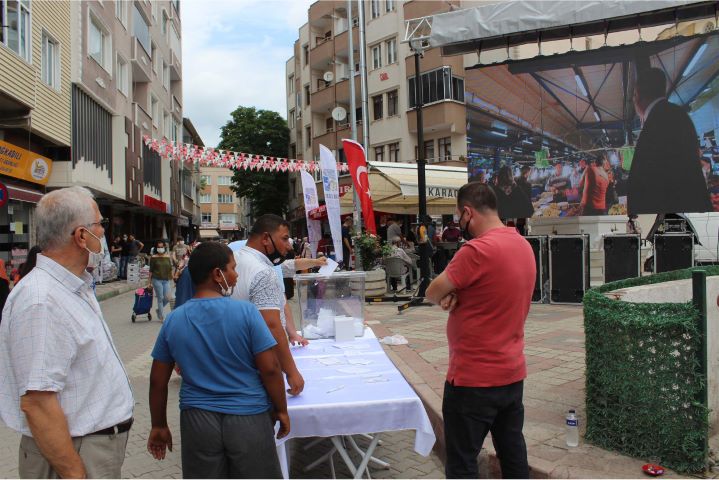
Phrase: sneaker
[{"left": 155, "top": 308, "right": 163, "bottom": 320}]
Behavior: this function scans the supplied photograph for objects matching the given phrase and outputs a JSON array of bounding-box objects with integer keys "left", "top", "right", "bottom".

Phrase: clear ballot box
[{"left": 294, "top": 271, "right": 366, "bottom": 339}]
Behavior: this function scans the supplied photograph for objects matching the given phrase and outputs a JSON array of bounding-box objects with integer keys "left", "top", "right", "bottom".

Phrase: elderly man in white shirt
[{"left": 0, "top": 186, "right": 134, "bottom": 479}]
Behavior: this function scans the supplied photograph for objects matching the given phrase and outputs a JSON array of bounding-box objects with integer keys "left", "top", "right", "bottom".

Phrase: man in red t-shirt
[{"left": 426, "top": 182, "right": 535, "bottom": 479}]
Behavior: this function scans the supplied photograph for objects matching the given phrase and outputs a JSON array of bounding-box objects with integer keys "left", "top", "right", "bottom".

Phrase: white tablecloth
[{"left": 276, "top": 329, "right": 436, "bottom": 457}]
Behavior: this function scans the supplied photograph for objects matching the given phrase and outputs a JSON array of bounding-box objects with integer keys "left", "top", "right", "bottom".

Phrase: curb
[{"left": 96, "top": 283, "right": 137, "bottom": 302}]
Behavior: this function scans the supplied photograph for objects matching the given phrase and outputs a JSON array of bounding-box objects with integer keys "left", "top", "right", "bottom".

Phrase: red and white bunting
[{"left": 142, "top": 135, "right": 350, "bottom": 174}]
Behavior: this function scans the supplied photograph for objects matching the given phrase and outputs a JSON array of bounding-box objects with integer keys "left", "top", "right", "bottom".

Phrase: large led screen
[{"left": 465, "top": 30, "right": 719, "bottom": 218}]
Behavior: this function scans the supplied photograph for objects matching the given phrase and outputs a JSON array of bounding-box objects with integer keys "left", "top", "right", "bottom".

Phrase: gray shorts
[{"left": 180, "top": 408, "right": 282, "bottom": 479}]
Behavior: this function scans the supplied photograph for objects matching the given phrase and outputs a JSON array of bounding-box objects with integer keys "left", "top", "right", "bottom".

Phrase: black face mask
[
  {"left": 264, "top": 234, "right": 286, "bottom": 265},
  {"left": 459, "top": 211, "right": 473, "bottom": 241}
]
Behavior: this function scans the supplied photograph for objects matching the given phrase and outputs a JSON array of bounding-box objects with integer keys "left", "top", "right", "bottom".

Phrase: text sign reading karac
[{"left": 0, "top": 140, "right": 53, "bottom": 185}]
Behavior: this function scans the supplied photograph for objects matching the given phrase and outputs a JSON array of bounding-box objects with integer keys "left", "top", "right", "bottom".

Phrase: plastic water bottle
[{"left": 566, "top": 409, "right": 579, "bottom": 447}]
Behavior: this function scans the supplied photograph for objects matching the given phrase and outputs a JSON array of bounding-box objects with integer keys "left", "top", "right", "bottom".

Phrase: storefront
[{"left": 0, "top": 139, "right": 53, "bottom": 276}]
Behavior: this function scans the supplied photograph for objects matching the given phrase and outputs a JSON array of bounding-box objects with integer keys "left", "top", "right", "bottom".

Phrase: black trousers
[{"left": 443, "top": 380, "right": 529, "bottom": 479}]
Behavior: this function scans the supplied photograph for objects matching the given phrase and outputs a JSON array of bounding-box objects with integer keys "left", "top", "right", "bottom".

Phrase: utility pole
[{"left": 348, "top": 0, "right": 362, "bottom": 238}]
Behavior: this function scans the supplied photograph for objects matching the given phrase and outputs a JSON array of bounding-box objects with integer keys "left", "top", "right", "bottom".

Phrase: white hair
[{"left": 36, "top": 186, "right": 96, "bottom": 250}]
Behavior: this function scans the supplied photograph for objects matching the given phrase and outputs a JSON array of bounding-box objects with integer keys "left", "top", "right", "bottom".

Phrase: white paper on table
[{"left": 318, "top": 258, "right": 339, "bottom": 276}]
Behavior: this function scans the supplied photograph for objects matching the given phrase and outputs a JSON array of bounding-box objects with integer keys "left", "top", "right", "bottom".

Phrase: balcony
[
  {"left": 407, "top": 101, "right": 466, "bottom": 135},
  {"left": 313, "top": 130, "right": 337, "bottom": 152},
  {"left": 335, "top": 75, "right": 360, "bottom": 104},
  {"left": 309, "top": 0, "right": 336, "bottom": 26},
  {"left": 309, "top": 32, "right": 334, "bottom": 70},
  {"left": 310, "top": 83, "right": 335, "bottom": 112},
  {"left": 405, "top": 47, "right": 463, "bottom": 75},
  {"left": 334, "top": 26, "right": 358, "bottom": 56},
  {"left": 133, "top": 102, "right": 152, "bottom": 132},
  {"left": 173, "top": 94, "right": 182, "bottom": 114},
  {"left": 131, "top": 38, "right": 152, "bottom": 83},
  {"left": 170, "top": 50, "right": 181, "bottom": 81}
]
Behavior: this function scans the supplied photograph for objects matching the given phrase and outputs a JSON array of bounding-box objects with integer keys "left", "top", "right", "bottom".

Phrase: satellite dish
[
  {"left": 331, "top": 106, "right": 347, "bottom": 121},
  {"left": 323, "top": 71, "right": 334, "bottom": 82}
]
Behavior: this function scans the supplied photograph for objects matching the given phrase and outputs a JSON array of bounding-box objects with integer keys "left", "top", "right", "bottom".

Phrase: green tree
[{"left": 218, "top": 106, "right": 290, "bottom": 216}]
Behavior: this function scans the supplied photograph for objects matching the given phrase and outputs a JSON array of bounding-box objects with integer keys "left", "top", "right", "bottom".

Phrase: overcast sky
[{"left": 181, "top": 0, "right": 314, "bottom": 148}]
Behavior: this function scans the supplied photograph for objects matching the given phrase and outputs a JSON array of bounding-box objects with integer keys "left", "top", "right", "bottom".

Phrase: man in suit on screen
[{"left": 627, "top": 67, "right": 711, "bottom": 215}]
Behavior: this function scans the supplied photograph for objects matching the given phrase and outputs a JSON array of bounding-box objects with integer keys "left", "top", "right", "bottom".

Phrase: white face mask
[
  {"left": 82, "top": 228, "right": 105, "bottom": 268},
  {"left": 157, "top": 248, "right": 166, "bottom": 254},
  {"left": 218, "top": 270, "right": 234, "bottom": 297}
]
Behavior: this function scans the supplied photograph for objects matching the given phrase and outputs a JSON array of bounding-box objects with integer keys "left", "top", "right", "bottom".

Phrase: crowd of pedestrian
[{"left": 0, "top": 182, "right": 536, "bottom": 479}]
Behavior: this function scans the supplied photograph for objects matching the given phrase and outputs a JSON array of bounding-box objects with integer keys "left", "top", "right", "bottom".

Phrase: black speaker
[
  {"left": 654, "top": 233, "right": 693, "bottom": 273},
  {"left": 604, "top": 234, "right": 641, "bottom": 283},
  {"left": 526, "top": 236, "right": 549, "bottom": 303},
  {"left": 549, "top": 235, "right": 590, "bottom": 304}
]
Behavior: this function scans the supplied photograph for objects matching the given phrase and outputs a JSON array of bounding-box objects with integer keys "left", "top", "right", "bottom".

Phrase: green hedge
[{"left": 583, "top": 267, "right": 719, "bottom": 473}]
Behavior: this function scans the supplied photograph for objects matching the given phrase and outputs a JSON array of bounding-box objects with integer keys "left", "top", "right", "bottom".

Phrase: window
[
  {"left": 151, "top": 95, "right": 159, "bottom": 127},
  {"left": 89, "top": 13, "right": 110, "bottom": 70},
  {"left": 408, "top": 67, "right": 464, "bottom": 108},
  {"left": 115, "top": 0, "right": 128, "bottom": 26},
  {"left": 41, "top": 32, "right": 60, "bottom": 90},
  {"left": 303, "top": 44, "right": 309, "bottom": 65},
  {"left": 163, "top": 112, "right": 171, "bottom": 138},
  {"left": 152, "top": 46, "right": 160, "bottom": 74},
  {"left": 218, "top": 193, "right": 234, "bottom": 204},
  {"left": 161, "top": 10, "right": 168, "bottom": 38},
  {"left": 116, "top": 54, "right": 129, "bottom": 96},
  {"left": 132, "top": 4, "right": 150, "bottom": 55},
  {"left": 304, "top": 85, "right": 310, "bottom": 105},
  {"left": 171, "top": 117, "right": 179, "bottom": 143},
  {"left": 200, "top": 174, "right": 211, "bottom": 185},
  {"left": 289, "top": 109, "right": 295, "bottom": 129},
  {"left": 200, "top": 193, "right": 212, "bottom": 203},
  {"left": 170, "top": 23, "right": 181, "bottom": 56},
  {"left": 305, "top": 126, "right": 311, "bottom": 150},
  {"left": 387, "top": 90, "right": 398, "bottom": 116},
  {"left": 218, "top": 176, "right": 232, "bottom": 185},
  {"left": 219, "top": 214, "right": 236, "bottom": 224},
  {"left": 371, "top": 0, "right": 380, "bottom": 18},
  {"left": 374, "top": 145, "right": 384, "bottom": 162},
  {"left": 385, "top": 0, "right": 395, "bottom": 12},
  {"left": 288, "top": 74, "right": 294, "bottom": 93},
  {"left": 415, "top": 140, "right": 435, "bottom": 161},
  {"left": 438, "top": 137, "right": 451, "bottom": 161},
  {"left": 386, "top": 38, "right": 397, "bottom": 64},
  {"left": 388, "top": 142, "right": 399, "bottom": 162},
  {"left": 163, "top": 61, "right": 170, "bottom": 90},
  {"left": 201, "top": 212, "right": 212, "bottom": 223},
  {"left": 372, "top": 94, "right": 383, "bottom": 120},
  {"left": 371, "top": 44, "right": 381, "bottom": 69},
  {"left": 2, "top": 0, "right": 31, "bottom": 61},
  {"left": 325, "top": 117, "right": 333, "bottom": 132}
]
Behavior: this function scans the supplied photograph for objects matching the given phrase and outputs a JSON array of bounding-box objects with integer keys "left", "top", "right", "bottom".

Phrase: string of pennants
[{"left": 143, "top": 135, "right": 350, "bottom": 173}]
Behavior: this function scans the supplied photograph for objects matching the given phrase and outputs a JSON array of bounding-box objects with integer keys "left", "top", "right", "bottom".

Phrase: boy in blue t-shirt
[{"left": 147, "top": 242, "right": 289, "bottom": 478}]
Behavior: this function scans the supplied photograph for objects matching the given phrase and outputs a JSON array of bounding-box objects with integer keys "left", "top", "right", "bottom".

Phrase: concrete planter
[{"left": 352, "top": 268, "right": 386, "bottom": 298}]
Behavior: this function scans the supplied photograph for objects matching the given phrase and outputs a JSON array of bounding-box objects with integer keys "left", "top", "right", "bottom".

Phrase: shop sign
[
  {"left": 339, "top": 184, "right": 352, "bottom": 197},
  {"left": 143, "top": 195, "right": 167, "bottom": 213},
  {"left": 0, "top": 181, "right": 7, "bottom": 208},
  {"left": 177, "top": 216, "right": 190, "bottom": 227},
  {"left": 201, "top": 222, "right": 218, "bottom": 229},
  {"left": 0, "top": 140, "right": 53, "bottom": 185}
]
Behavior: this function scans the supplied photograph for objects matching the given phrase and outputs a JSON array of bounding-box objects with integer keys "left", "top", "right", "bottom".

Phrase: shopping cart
[{"left": 131, "top": 286, "right": 153, "bottom": 322}]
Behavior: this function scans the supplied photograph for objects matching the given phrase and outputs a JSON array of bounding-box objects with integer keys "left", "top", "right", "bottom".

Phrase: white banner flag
[
  {"left": 300, "top": 170, "right": 322, "bottom": 258},
  {"left": 319, "top": 145, "right": 343, "bottom": 263}
]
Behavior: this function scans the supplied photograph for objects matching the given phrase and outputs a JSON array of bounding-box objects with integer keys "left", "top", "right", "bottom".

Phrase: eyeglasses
[{"left": 70, "top": 218, "right": 109, "bottom": 236}]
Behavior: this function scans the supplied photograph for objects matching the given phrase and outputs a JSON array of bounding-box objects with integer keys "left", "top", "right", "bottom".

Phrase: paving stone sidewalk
[{"left": 363, "top": 301, "right": 685, "bottom": 479}]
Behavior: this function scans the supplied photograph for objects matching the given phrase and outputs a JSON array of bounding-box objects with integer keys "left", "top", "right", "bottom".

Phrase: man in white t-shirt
[{"left": 232, "top": 215, "right": 304, "bottom": 395}]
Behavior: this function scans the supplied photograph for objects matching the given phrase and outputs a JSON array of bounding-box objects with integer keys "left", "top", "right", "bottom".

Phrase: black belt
[{"left": 88, "top": 418, "right": 133, "bottom": 436}]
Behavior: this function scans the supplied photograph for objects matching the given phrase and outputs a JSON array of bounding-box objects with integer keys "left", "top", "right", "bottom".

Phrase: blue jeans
[
  {"left": 152, "top": 279, "right": 172, "bottom": 319},
  {"left": 119, "top": 256, "right": 129, "bottom": 278}
]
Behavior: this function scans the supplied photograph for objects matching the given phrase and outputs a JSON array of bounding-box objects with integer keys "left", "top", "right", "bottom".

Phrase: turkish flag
[{"left": 342, "top": 139, "right": 377, "bottom": 234}]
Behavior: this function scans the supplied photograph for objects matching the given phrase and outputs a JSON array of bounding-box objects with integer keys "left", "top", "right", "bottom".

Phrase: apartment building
[
  {"left": 285, "top": 0, "right": 468, "bottom": 228},
  {"left": 0, "top": 0, "right": 71, "bottom": 270},
  {"left": 198, "top": 167, "right": 249, "bottom": 241},
  {"left": 180, "top": 117, "right": 202, "bottom": 242},
  {"left": 46, "top": 0, "right": 186, "bottom": 245}
]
